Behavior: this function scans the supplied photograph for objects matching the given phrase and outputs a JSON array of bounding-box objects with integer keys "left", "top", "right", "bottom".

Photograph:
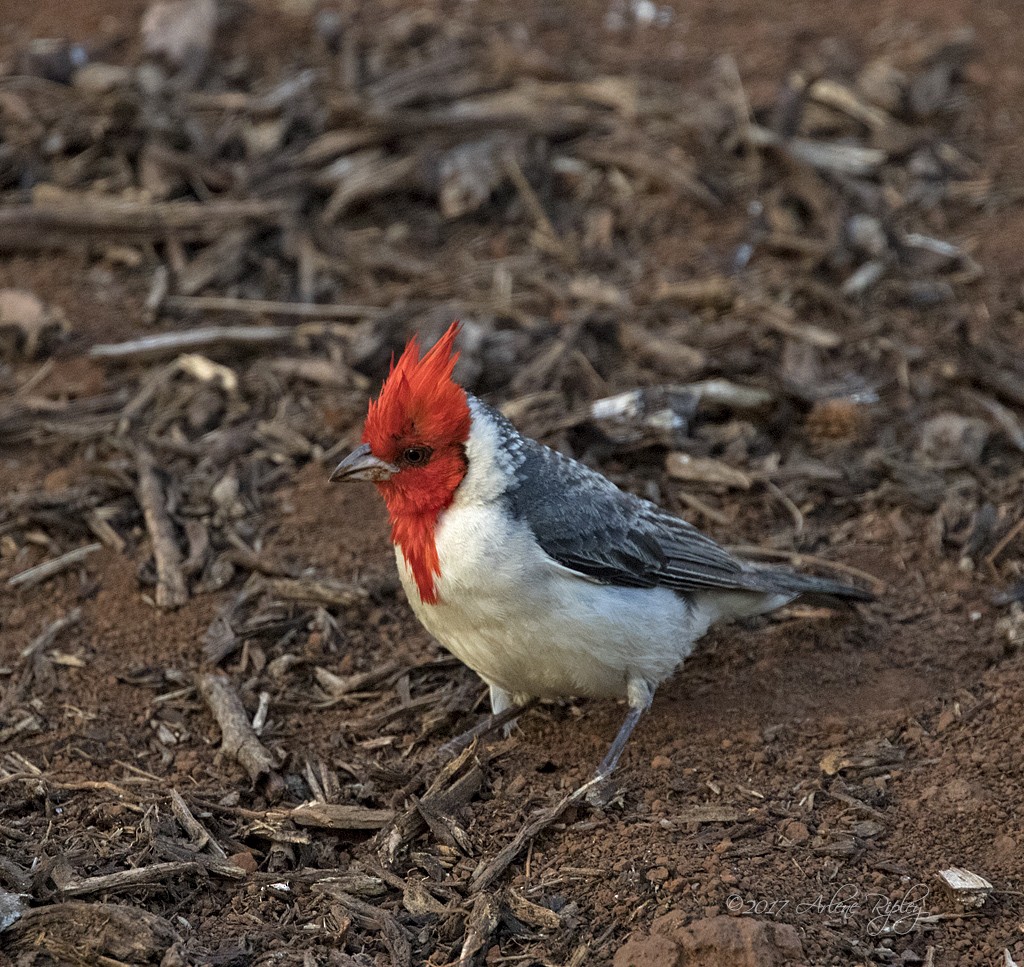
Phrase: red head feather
[
  {"left": 363, "top": 320, "right": 469, "bottom": 462},
  {"left": 362, "top": 321, "right": 471, "bottom": 605}
]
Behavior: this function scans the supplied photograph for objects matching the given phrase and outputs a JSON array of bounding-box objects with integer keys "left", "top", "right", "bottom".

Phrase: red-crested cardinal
[{"left": 331, "top": 322, "right": 872, "bottom": 782}]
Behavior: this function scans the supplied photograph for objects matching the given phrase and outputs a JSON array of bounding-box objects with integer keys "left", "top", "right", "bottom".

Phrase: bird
[{"left": 330, "top": 321, "right": 873, "bottom": 786}]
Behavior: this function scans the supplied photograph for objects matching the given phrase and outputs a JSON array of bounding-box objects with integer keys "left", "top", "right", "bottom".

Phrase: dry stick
[
  {"left": 503, "top": 152, "right": 575, "bottom": 264},
  {"left": 134, "top": 448, "right": 188, "bottom": 609},
  {"left": 0, "top": 198, "right": 286, "bottom": 251},
  {"left": 290, "top": 802, "right": 395, "bottom": 831},
  {"left": 169, "top": 788, "right": 227, "bottom": 858},
  {"left": 62, "top": 861, "right": 200, "bottom": 897},
  {"left": 385, "top": 701, "right": 535, "bottom": 811},
  {"left": 20, "top": 608, "right": 83, "bottom": 658},
  {"left": 7, "top": 544, "right": 101, "bottom": 589},
  {"left": 91, "top": 326, "right": 293, "bottom": 363},
  {"left": 435, "top": 699, "right": 539, "bottom": 760},
  {"left": 196, "top": 672, "right": 284, "bottom": 799},
  {"left": 985, "top": 515, "right": 1024, "bottom": 569},
  {"left": 162, "top": 295, "right": 383, "bottom": 321},
  {"left": 332, "top": 892, "right": 411, "bottom": 967},
  {"left": 469, "top": 777, "right": 602, "bottom": 893}
]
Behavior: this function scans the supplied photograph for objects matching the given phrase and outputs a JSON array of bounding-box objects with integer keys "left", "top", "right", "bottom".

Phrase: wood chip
[
  {"left": 135, "top": 447, "right": 188, "bottom": 610},
  {"left": 291, "top": 803, "right": 395, "bottom": 831},
  {"left": 196, "top": 672, "right": 284, "bottom": 800},
  {"left": 937, "top": 867, "right": 993, "bottom": 908},
  {"left": 460, "top": 894, "right": 501, "bottom": 966},
  {"left": 268, "top": 576, "right": 370, "bottom": 609}
]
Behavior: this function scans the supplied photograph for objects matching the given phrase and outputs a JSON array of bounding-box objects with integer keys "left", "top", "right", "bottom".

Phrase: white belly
[{"left": 395, "top": 503, "right": 718, "bottom": 701}]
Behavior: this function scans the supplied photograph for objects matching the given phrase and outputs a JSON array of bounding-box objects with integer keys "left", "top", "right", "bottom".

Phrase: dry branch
[
  {"left": 470, "top": 779, "right": 598, "bottom": 893},
  {"left": 91, "top": 326, "right": 294, "bottom": 363},
  {"left": 134, "top": 447, "right": 189, "bottom": 609},
  {"left": 196, "top": 672, "right": 284, "bottom": 799},
  {"left": 0, "top": 198, "right": 287, "bottom": 251},
  {"left": 7, "top": 544, "right": 102, "bottom": 589},
  {"left": 170, "top": 788, "right": 227, "bottom": 857},
  {"left": 162, "top": 294, "right": 383, "bottom": 321},
  {"left": 63, "top": 861, "right": 199, "bottom": 896}
]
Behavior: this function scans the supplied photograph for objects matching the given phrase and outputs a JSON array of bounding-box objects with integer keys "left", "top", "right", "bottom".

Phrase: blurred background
[{"left": 1, "top": 1, "right": 1023, "bottom": 964}]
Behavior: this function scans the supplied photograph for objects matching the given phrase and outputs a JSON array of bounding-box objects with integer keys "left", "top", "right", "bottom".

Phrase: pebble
[{"left": 783, "top": 820, "right": 811, "bottom": 845}]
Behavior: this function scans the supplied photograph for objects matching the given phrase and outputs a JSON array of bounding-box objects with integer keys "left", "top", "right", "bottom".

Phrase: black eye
[{"left": 402, "top": 446, "right": 431, "bottom": 465}]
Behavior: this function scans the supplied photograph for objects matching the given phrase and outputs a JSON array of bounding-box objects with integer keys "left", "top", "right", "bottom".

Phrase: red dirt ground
[{"left": 2, "top": 1, "right": 1023, "bottom": 965}]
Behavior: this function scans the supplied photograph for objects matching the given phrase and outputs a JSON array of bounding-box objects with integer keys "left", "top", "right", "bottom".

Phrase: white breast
[{"left": 392, "top": 404, "right": 720, "bottom": 701}]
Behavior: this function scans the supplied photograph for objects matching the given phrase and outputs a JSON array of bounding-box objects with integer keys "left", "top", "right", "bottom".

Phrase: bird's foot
[
  {"left": 581, "top": 770, "right": 625, "bottom": 809},
  {"left": 501, "top": 717, "right": 523, "bottom": 740}
]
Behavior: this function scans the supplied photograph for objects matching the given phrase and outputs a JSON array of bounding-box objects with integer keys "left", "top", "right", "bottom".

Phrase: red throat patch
[{"left": 362, "top": 321, "right": 471, "bottom": 605}]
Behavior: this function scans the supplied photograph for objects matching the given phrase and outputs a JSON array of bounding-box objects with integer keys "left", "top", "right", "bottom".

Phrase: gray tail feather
[{"left": 744, "top": 565, "right": 876, "bottom": 603}]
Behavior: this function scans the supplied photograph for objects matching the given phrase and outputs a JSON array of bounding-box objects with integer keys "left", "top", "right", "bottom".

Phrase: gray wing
[
  {"left": 485, "top": 403, "right": 756, "bottom": 594},
  {"left": 477, "top": 398, "right": 872, "bottom": 601}
]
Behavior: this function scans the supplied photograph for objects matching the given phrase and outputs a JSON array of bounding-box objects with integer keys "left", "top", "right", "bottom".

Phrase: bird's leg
[
  {"left": 584, "top": 678, "right": 653, "bottom": 806},
  {"left": 488, "top": 683, "right": 524, "bottom": 737},
  {"left": 595, "top": 705, "right": 646, "bottom": 779}
]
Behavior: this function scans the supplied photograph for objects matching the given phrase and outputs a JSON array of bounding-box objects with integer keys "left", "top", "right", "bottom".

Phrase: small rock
[
  {"left": 782, "top": 820, "right": 810, "bottom": 845},
  {"left": 647, "top": 866, "right": 669, "bottom": 884},
  {"left": 227, "top": 851, "right": 258, "bottom": 875},
  {"left": 917, "top": 413, "right": 990, "bottom": 469},
  {"left": 614, "top": 914, "right": 804, "bottom": 967},
  {"left": 650, "top": 755, "right": 673, "bottom": 771},
  {"left": 0, "top": 887, "right": 23, "bottom": 931}
]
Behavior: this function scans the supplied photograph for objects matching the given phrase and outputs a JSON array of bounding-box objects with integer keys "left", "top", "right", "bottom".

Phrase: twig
[
  {"left": 503, "top": 153, "right": 575, "bottom": 263},
  {"left": 90, "top": 326, "right": 293, "bottom": 363},
  {"left": 62, "top": 861, "right": 200, "bottom": 896},
  {"left": 459, "top": 894, "right": 501, "bottom": 966},
  {"left": 169, "top": 789, "right": 227, "bottom": 858},
  {"left": 196, "top": 672, "right": 284, "bottom": 799},
  {"left": 19, "top": 608, "right": 83, "bottom": 658},
  {"left": 7, "top": 545, "right": 101, "bottom": 589},
  {"left": 162, "top": 295, "right": 382, "bottom": 321},
  {"left": 470, "top": 777, "right": 601, "bottom": 893},
  {"left": 134, "top": 448, "right": 188, "bottom": 609},
  {"left": 331, "top": 892, "right": 411, "bottom": 967},
  {"left": 985, "top": 516, "right": 1024, "bottom": 569},
  {"left": 435, "top": 699, "right": 538, "bottom": 760},
  {"left": 377, "top": 742, "right": 485, "bottom": 866},
  {"left": 0, "top": 198, "right": 286, "bottom": 251},
  {"left": 269, "top": 576, "right": 370, "bottom": 609}
]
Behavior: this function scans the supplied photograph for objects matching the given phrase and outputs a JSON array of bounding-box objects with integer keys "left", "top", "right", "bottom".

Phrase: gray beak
[{"left": 330, "top": 443, "right": 398, "bottom": 482}]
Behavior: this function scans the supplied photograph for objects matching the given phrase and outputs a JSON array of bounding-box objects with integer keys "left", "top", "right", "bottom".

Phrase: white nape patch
[{"left": 452, "top": 397, "right": 518, "bottom": 506}]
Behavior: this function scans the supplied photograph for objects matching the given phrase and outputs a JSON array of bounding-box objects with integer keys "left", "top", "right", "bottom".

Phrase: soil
[{"left": 1, "top": 1, "right": 1023, "bottom": 966}]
